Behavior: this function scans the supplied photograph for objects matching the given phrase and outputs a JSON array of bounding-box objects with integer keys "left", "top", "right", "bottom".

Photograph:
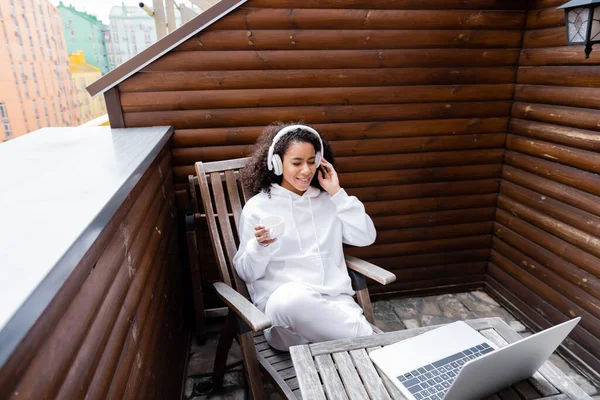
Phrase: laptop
[{"left": 369, "top": 317, "right": 580, "bottom": 400}]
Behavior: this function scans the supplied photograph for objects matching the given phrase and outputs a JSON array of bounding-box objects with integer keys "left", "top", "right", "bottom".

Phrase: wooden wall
[
  {"left": 0, "top": 147, "right": 188, "bottom": 399},
  {"left": 487, "top": 0, "right": 600, "bottom": 383},
  {"left": 117, "top": 0, "right": 528, "bottom": 297}
]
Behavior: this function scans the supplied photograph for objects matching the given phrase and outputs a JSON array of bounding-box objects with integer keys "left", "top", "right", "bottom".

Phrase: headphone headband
[{"left": 267, "top": 125, "right": 324, "bottom": 174}]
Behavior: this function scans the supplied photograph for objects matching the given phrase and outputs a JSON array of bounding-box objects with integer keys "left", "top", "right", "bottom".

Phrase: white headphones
[{"left": 267, "top": 124, "right": 324, "bottom": 176}]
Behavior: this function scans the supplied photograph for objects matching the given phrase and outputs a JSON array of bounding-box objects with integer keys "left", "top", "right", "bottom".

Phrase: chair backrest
[{"left": 193, "top": 157, "right": 252, "bottom": 297}]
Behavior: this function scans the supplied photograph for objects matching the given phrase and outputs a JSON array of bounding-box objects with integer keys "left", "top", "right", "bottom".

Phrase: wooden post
[
  {"left": 165, "top": 0, "right": 177, "bottom": 33},
  {"left": 152, "top": 0, "right": 167, "bottom": 39}
]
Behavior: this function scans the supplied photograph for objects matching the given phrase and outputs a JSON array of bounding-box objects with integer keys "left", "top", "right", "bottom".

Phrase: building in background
[
  {"left": 57, "top": 2, "right": 110, "bottom": 75},
  {"left": 69, "top": 51, "right": 106, "bottom": 123},
  {"left": 0, "top": 0, "right": 80, "bottom": 140},
  {"left": 107, "top": 2, "right": 182, "bottom": 70}
]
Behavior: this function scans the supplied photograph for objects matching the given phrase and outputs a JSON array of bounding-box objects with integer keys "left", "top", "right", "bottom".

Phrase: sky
[
  {"left": 47, "top": 0, "right": 201, "bottom": 24},
  {"left": 48, "top": 0, "right": 135, "bottom": 24}
]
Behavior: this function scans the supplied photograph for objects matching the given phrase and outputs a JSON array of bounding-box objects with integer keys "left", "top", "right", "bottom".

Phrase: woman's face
[{"left": 280, "top": 141, "right": 317, "bottom": 196}]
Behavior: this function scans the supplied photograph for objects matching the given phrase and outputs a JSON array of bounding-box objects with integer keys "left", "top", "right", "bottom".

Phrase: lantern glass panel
[
  {"left": 567, "top": 7, "right": 590, "bottom": 43},
  {"left": 592, "top": 6, "right": 600, "bottom": 42}
]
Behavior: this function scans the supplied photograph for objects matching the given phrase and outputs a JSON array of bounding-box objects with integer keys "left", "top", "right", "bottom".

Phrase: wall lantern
[{"left": 558, "top": 0, "right": 600, "bottom": 58}]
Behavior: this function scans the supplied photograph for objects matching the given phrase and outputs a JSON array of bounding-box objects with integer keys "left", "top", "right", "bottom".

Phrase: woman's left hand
[{"left": 317, "top": 158, "right": 341, "bottom": 196}]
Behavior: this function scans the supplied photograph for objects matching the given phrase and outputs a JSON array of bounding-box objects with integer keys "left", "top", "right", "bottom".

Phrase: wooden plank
[
  {"left": 289, "top": 346, "right": 326, "bottom": 400},
  {"left": 504, "top": 151, "right": 600, "bottom": 199},
  {"left": 348, "top": 180, "right": 500, "bottom": 202},
  {"left": 333, "top": 134, "right": 507, "bottom": 157},
  {"left": 347, "top": 235, "right": 492, "bottom": 259},
  {"left": 372, "top": 207, "right": 497, "bottom": 230},
  {"left": 513, "top": 126, "right": 600, "bottom": 170},
  {"left": 349, "top": 349, "right": 391, "bottom": 400},
  {"left": 172, "top": 134, "right": 506, "bottom": 164},
  {"left": 194, "top": 162, "right": 232, "bottom": 287},
  {"left": 369, "top": 274, "right": 485, "bottom": 295},
  {"left": 497, "top": 195, "right": 600, "bottom": 267},
  {"left": 210, "top": 172, "right": 238, "bottom": 269},
  {"left": 510, "top": 118, "right": 600, "bottom": 152},
  {"left": 376, "top": 222, "right": 494, "bottom": 244},
  {"left": 246, "top": 0, "right": 528, "bottom": 9},
  {"left": 174, "top": 148, "right": 505, "bottom": 173},
  {"left": 514, "top": 85, "right": 600, "bottom": 110},
  {"left": 494, "top": 208, "right": 600, "bottom": 293},
  {"left": 104, "top": 87, "right": 125, "bottom": 128},
  {"left": 224, "top": 170, "right": 243, "bottom": 234},
  {"left": 331, "top": 351, "right": 369, "bottom": 400},
  {"left": 513, "top": 379, "right": 543, "bottom": 400},
  {"left": 119, "top": 67, "right": 517, "bottom": 92},
  {"left": 208, "top": 9, "right": 525, "bottom": 30},
  {"left": 341, "top": 165, "right": 502, "bottom": 189},
  {"left": 389, "top": 262, "right": 487, "bottom": 282},
  {"left": 500, "top": 180, "right": 600, "bottom": 240},
  {"left": 520, "top": 46, "right": 600, "bottom": 66},
  {"left": 370, "top": 248, "right": 490, "bottom": 271},
  {"left": 492, "top": 219, "right": 600, "bottom": 299},
  {"left": 309, "top": 319, "right": 493, "bottom": 356},
  {"left": 171, "top": 118, "right": 509, "bottom": 147},
  {"left": 364, "top": 194, "right": 498, "bottom": 217},
  {"left": 517, "top": 66, "right": 600, "bottom": 88},
  {"left": 522, "top": 27, "right": 565, "bottom": 48},
  {"left": 490, "top": 249, "right": 600, "bottom": 349},
  {"left": 335, "top": 150, "right": 505, "bottom": 173},
  {"left": 314, "top": 354, "right": 349, "bottom": 400},
  {"left": 169, "top": 32, "right": 523, "bottom": 51},
  {"left": 122, "top": 84, "right": 516, "bottom": 112},
  {"left": 124, "top": 101, "right": 513, "bottom": 129},
  {"left": 512, "top": 102, "right": 600, "bottom": 132},
  {"left": 526, "top": 7, "right": 564, "bottom": 30}
]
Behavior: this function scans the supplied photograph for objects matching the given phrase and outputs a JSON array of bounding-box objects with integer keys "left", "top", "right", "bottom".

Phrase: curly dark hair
[{"left": 242, "top": 122, "right": 336, "bottom": 197}]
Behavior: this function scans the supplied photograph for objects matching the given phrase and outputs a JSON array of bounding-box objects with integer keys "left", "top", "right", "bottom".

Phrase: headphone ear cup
[
  {"left": 315, "top": 152, "right": 322, "bottom": 168},
  {"left": 272, "top": 154, "right": 283, "bottom": 176}
]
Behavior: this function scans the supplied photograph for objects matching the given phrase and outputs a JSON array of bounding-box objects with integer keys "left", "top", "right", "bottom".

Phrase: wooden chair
[{"left": 186, "top": 157, "right": 396, "bottom": 399}]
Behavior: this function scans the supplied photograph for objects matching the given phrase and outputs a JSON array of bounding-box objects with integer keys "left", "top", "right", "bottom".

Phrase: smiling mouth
[{"left": 297, "top": 177, "right": 311, "bottom": 183}]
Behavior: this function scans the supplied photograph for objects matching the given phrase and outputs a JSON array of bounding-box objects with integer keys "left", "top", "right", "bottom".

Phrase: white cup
[{"left": 259, "top": 215, "right": 285, "bottom": 239}]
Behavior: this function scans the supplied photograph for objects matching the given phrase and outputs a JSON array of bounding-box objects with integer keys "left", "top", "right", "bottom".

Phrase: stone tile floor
[{"left": 184, "top": 291, "right": 599, "bottom": 399}]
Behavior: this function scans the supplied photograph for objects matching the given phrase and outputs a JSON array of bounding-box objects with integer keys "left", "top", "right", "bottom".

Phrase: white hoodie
[{"left": 233, "top": 183, "right": 377, "bottom": 311}]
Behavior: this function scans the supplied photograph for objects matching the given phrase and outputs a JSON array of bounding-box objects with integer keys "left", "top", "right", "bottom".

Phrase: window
[
  {"left": 1, "top": 104, "right": 13, "bottom": 140},
  {"left": 32, "top": 65, "right": 40, "bottom": 96},
  {"left": 3, "top": 123, "right": 13, "bottom": 140},
  {"left": 0, "top": 104, "right": 8, "bottom": 121}
]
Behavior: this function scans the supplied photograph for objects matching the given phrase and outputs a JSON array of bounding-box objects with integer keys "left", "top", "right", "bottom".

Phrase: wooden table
[{"left": 289, "top": 317, "right": 592, "bottom": 400}]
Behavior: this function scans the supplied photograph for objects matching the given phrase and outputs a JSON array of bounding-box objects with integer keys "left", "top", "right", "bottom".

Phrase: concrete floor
[{"left": 183, "top": 290, "right": 599, "bottom": 399}]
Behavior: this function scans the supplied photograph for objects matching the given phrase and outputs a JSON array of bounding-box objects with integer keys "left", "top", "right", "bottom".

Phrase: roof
[
  {"left": 86, "top": 0, "right": 247, "bottom": 98},
  {"left": 57, "top": 1, "right": 103, "bottom": 24}
]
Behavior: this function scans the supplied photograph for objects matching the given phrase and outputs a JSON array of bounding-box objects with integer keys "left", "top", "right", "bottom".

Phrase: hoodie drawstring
[
  {"left": 289, "top": 195, "right": 303, "bottom": 250},
  {"left": 308, "top": 197, "right": 325, "bottom": 284}
]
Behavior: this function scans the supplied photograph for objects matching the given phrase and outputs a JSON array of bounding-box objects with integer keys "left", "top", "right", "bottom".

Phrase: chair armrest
[
  {"left": 345, "top": 255, "right": 396, "bottom": 285},
  {"left": 213, "top": 282, "right": 272, "bottom": 333}
]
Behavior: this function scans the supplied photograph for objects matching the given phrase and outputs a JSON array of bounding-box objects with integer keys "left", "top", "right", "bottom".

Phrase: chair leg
[
  {"left": 212, "top": 311, "right": 236, "bottom": 389},
  {"left": 185, "top": 210, "right": 206, "bottom": 343},
  {"left": 238, "top": 331, "right": 264, "bottom": 400},
  {"left": 356, "top": 287, "right": 375, "bottom": 325},
  {"left": 348, "top": 269, "right": 376, "bottom": 325}
]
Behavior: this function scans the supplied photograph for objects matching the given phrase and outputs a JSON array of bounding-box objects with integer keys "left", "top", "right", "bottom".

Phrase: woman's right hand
[{"left": 255, "top": 225, "right": 277, "bottom": 247}]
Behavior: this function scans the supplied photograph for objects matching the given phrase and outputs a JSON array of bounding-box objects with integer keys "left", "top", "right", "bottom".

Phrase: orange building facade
[{"left": 0, "top": 0, "right": 80, "bottom": 140}]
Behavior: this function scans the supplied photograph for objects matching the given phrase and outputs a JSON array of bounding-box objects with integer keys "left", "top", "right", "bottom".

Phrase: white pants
[{"left": 262, "top": 282, "right": 373, "bottom": 351}]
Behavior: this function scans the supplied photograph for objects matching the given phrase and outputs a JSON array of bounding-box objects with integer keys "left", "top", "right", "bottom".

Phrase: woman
[{"left": 233, "top": 123, "right": 377, "bottom": 351}]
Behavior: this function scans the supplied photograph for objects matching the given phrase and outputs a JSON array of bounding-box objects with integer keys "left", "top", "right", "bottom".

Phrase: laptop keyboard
[{"left": 396, "top": 343, "right": 494, "bottom": 400}]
